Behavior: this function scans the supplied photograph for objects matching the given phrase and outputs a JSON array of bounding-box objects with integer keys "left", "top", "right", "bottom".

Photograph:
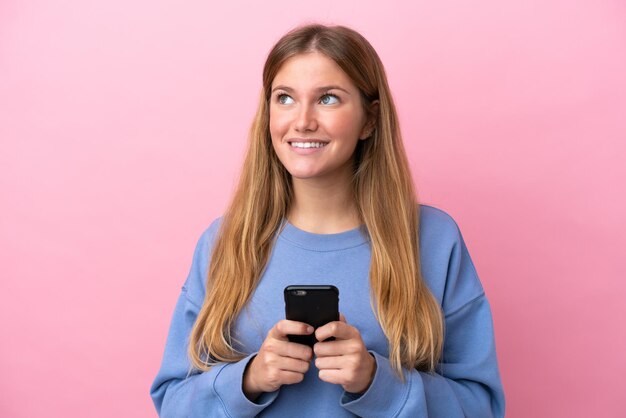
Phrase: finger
[
  {"left": 265, "top": 339, "right": 313, "bottom": 361},
  {"left": 278, "top": 370, "right": 307, "bottom": 386},
  {"left": 317, "top": 369, "right": 347, "bottom": 386},
  {"left": 269, "top": 320, "right": 314, "bottom": 340},
  {"left": 315, "top": 320, "right": 356, "bottom": 342},
  {"left": 313, "top": 339, "right": 362, "bottom": 357},
  {"left": 275, "top": 356, "right": 311, "bottom": 374},
  {"left": 339, "top": 313, "right": 346, "bottom": 323},
  {"left": 315, "top": 355, "right": 345, "bottom": 370}
]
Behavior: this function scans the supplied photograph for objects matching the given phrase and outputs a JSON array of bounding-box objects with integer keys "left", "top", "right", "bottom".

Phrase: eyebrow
[{"left": 271, "top": 85, "right": 351, "bottom": 95}]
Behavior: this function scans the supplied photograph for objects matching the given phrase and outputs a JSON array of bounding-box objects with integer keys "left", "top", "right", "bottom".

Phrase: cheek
[
  {"left": 269, "top": 119, "right": 289, "bottom": 158},
  {"left": 325, "top": 107, "right": 366, "bottom": 137},
  {"left": 269, "top": 108, "right": 289, "bottom": 137}
]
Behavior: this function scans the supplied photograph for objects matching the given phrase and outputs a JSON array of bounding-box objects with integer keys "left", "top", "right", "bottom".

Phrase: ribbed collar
[{"left": 277, "top": 219, "right": 370, "bottom": 252}]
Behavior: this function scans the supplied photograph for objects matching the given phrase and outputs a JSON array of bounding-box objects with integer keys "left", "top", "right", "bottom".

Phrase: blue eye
[
  {"left": 320, "top": 94, "right": 339, "bottom": 105},
  {"left": 277, "top": 94, "right": 294, "bottom": 105}
]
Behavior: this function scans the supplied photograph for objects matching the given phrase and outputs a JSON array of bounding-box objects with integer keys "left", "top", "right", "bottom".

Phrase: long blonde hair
[{"left": 189, "top": 24, "right": 443, "bottom": 377}]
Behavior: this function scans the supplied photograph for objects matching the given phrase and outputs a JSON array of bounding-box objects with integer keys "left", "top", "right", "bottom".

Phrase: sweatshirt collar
[{"left": 277, "top": 219, "right": 370, "bottom": 251}]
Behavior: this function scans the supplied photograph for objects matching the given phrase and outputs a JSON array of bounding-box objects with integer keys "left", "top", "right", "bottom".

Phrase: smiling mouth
[
  {"left": 289, "top": 142, "right": 328, "bottom": 149},
  {"left": 288, "top": 140, "right": 329, "bottom": 149}
]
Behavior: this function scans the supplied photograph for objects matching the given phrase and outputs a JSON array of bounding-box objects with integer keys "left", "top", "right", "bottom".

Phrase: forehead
[{"left": 272, "top": 52, "right": 356, "bottom": 90}]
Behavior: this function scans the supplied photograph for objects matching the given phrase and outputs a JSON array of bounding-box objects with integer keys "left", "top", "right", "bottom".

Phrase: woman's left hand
[{"left": 313, "top": 314, "right": 377, "bottom": 394}]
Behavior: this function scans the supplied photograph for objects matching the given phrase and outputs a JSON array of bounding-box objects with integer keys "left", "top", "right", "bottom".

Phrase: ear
[{"left": 359, "top": 100, "right": 380, "bottom": 140}]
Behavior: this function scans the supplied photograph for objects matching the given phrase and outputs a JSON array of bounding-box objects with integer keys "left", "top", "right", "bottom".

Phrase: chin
[
  {"left": 282, "top": 164, "right": 319, "bottom": 179},
  {"left": 287, "top": 171, "right": 321, "bottom": 180}
]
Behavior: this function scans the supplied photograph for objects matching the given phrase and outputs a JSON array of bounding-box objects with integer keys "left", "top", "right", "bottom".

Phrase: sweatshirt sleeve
[
  {"left": 149, "top": 221, "right": 279, "bottom": 417},
  {"left": 340, "top": 209, "right": 506, "bottom": 418}
]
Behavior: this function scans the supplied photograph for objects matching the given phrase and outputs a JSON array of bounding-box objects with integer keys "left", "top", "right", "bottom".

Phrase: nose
[{"left": 294, "top": 103, "right": 318, "bottom": 132}]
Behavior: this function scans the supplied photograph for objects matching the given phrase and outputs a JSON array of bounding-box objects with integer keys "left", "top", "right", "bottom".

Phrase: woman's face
[{"left": 269, "top": 52, "right": 371, "bottom": 184}]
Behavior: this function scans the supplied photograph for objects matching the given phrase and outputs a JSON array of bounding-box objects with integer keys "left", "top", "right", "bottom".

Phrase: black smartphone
[{"left": 284, "top": 285, "right": 340, "bottom": 347}]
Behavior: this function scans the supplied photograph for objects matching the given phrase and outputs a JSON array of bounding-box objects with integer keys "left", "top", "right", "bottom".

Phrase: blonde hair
[{"left": 189, "top": 24, "right": 443, "bottom": 377}]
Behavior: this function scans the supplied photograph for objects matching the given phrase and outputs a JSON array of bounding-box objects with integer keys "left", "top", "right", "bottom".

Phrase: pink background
[{"left": 1, "top": 1, "right": 625, "bottom": 417}]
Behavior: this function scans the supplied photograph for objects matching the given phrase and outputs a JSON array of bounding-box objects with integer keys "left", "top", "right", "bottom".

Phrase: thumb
[{"left": 339, "top": 313, "right": 347, "bottom": 323}]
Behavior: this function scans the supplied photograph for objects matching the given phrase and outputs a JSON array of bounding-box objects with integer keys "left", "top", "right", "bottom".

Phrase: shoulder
[
  {"left": 182, "top": 216, "right": 224, "bottom": 308},
  {"left": 418, "top": 204, "right": 463, "bottom": 245},
  {"left": 191, "top": 216, "right": 224, "bottom": 267},
  {"left": 417, "top": 204, "right": 463, "bottom": 268},
  {"left": 198, "top": 216, "right": 224, "bottom": 249}
]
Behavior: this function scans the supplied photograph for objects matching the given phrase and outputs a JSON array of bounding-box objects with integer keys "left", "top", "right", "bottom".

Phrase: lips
[{"left": 287, "top": 139, "right": 328, "bottom": 154}]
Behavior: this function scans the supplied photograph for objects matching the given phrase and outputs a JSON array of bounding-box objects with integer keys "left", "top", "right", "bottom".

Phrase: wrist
[
  {"left": 363, "top": 352, "right": 377, "bottom": 392},
  {"left": 358, "top": 353, "right": 377, "bottom": 394},
  {"left": 348, "top": 352, "right": 377, "bottom": 395},
  {"left": 242, "top": 355, "right": 262, "bottom": 401}
]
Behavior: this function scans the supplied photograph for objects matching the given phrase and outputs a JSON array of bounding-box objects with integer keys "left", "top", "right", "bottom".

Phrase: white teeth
[{"left": 290, "top": 142, "right": 327, "bottom": 149}]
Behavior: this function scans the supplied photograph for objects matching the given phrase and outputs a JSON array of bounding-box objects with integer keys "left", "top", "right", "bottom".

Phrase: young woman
[{"left": 150, "top": 24, "right": 505, "bottom": 417}]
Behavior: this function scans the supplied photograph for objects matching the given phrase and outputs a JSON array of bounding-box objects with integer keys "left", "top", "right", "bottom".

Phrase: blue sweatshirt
[{"left": 150, "top": 205, "right": 505, "bottom": 417}]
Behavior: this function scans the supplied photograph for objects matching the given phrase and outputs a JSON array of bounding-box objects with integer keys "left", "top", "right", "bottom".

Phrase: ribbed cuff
[
  {"left": 340, "top": 351, "right": 411, "bottom": 417},
  {"left": 210, "top": 353, "right": 279, "bottom": 417}
]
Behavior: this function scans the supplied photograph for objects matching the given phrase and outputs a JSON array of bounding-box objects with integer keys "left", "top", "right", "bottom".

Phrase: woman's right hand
[{"left": 243, "top": 320, "right": 314, "bottom": 400}]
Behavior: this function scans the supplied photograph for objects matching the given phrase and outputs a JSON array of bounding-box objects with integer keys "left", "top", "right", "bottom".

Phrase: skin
[
  {"left": 243, "top": 320, "right": 314, "bottom": 400},
  {"left": 268, "top": 52, "right": 378, "bottom": 234},
  {"left": 313, "top": 314, "right": 377, "bottom": 394},
  {"left": 243, "top": 316, "right": 377, "bottom": 400},
  {"left": 243, "top": 52, "right": 378, "bottom": 400}
]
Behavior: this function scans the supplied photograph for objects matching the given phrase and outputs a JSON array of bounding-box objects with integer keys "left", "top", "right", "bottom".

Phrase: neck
[{"left": 287, "top": 175, "right": 361, "bottom": 234}]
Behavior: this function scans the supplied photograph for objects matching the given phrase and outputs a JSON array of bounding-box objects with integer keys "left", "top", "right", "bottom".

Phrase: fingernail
[{"left": 307, "top": 326, "right": 314, "bottom": 333}]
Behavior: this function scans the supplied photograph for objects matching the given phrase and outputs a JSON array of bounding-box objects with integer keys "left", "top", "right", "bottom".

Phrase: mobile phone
[{"left": 284, "top": 285, "right": 340, "bottom": 347}]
